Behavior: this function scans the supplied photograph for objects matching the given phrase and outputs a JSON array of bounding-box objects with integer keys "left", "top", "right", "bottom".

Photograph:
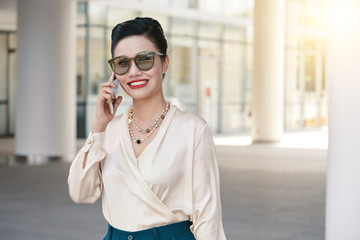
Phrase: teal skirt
[{"left": 103, "top": 220, "right": 196, "bottom": 240}]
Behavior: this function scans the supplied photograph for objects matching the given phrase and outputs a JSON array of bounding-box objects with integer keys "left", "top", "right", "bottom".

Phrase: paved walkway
[{"left": 0, "top": 132, "right": 327, "bottom": 239}]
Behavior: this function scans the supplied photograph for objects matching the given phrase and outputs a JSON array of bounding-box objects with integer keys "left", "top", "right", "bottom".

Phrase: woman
[{"left": 68, "top": 17, "right": 226, "bottom": 240}]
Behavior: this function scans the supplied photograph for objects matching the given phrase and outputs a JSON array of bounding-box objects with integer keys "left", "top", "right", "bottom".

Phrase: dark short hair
[{"left": 111, "top": 17, "right": 168, "bottom": 59}]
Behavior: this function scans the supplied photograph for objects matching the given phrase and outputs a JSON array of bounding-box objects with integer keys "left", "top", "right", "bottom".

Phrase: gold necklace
[{"left": 128, "top": 102, "right": 170, "bottom": 144}]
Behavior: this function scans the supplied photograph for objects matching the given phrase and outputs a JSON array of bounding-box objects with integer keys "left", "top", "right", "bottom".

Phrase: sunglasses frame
[{"left": 108, "top": 51, "right": 165, "bottom": 75}]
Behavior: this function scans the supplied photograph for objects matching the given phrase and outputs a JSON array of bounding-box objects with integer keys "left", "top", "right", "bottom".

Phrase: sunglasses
[{"left": 108, "top": 51, "right": 165, "bottom": 75}]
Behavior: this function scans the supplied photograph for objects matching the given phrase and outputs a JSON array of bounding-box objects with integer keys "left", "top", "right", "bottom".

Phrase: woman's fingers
[
  {"left": 113, "top": 96, "right": 123, "bottom": 113},
  {"left": 96, "top": 73, "right": 121, "bottom": 115},
  {"left": 100, "top": 92, "right": 114, "bottom": 115},
  {"left": 100, "top": 80, "right": 118, "bottom": 90},
  {"left": 108, "top": 72, "right": 115, "bottom": 82},
  {"left": 100, "top": 73, "right": 118, "bottom": 94},
  {"left": 101, "top": 92, "right": 113, "bottom": 104},
  {"left": 108, "top": 99, "right": 114, "bottom": 115},
  {"left": 103, "top": 87, "right": 116, "bottom": 101},
  {"left": 102, "top": 90, "right": 122, "bottom": 116}
]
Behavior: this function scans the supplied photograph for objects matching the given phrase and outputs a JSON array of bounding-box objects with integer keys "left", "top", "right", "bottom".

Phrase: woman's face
[{"left": 113, "top": 35, "right": 168, "bottom": 101}]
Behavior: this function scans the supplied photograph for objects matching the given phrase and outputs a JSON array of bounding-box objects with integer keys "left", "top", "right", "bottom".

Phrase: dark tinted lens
[
  {"left": 114, "top": 57, "right": 130, "bottom": 75},
  {"left": 135, "top": 53, "right": 154, "bottom": 71}
]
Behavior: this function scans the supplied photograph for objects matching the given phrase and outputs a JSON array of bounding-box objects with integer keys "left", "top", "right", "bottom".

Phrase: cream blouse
[{"left": 67, "top": 104, "right": 226, "bottom": 240}]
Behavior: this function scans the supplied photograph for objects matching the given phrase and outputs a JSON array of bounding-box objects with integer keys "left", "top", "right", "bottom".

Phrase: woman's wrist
[{"left": 91, "top": 120, "right": 108, "bottom": 133}]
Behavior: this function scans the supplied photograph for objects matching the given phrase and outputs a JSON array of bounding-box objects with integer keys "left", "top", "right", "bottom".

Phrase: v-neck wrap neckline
[{"left": 121, "top": 103, "right": 177, "bottom": 162}]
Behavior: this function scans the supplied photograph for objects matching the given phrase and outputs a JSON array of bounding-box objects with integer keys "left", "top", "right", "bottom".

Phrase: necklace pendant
[{"left": 128, "top": 101, "right": 170, "bottom": 145}]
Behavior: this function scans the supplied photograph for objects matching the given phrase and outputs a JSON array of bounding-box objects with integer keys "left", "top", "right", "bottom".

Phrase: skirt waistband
[{"left": 104, "top": 221, "right": 194, "bottom": 240}]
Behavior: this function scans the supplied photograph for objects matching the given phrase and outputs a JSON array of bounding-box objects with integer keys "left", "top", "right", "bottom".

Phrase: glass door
[
  {"left": 198, "top": 55, "right": 220, "bottom": 132},
  {"left": 0, "top": 32, "right": 16, "bottom": 136},
  {"left": 284, "top": 40, "right": 328, "bottom": 130}
]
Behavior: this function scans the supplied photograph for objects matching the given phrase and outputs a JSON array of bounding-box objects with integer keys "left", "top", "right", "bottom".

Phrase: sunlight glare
[{"left": 327, "top": 1, "right": 357, "bottom": 33}]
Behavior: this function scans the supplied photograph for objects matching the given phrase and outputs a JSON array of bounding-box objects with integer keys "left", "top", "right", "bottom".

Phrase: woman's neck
[{"left": 131, "top": 94, "right": 167, "bottom": 124}]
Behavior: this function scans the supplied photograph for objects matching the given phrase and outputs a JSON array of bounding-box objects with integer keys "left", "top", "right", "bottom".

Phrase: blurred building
[
  {"left": 2, "top": 1, "right": 360, "bottom": 240},
  {"left": 0, "top": 0, "right": 328, "bottom": 138}
]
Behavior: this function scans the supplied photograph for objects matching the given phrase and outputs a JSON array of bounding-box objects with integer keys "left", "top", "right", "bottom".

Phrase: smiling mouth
[
  {"left": 129, "top": 80, "right": 148, "bottom": 86},
  {"left": 128, "top": 80, "right": 149, "bottom": 89}
]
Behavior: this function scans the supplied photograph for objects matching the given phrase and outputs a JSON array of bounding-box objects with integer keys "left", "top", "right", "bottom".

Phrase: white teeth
[{"left": 129, "top": 80, "right": 147, "bottom": 86}]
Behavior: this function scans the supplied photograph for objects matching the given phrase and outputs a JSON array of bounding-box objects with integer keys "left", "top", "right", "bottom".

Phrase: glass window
[
  {"left": 285, "top": 102, "right": 302, "bottom": 129},
  {"left": 77, "top": 2, "right": 87, "bottom": 25},
  {"left": 0, "top": 32, "right": 16, "bottom": 136},
  {"left": 0, "top": 33, "right": 8, "bottom": 100},
  {"left": 171, "top": 17, "right": 195, "bottom": 36},
  {"left": 222, "top": 105, "right": 245, "bottom": 131},
  {"left": 198, "top": 40, "right": 220, "bottom": 57},
  {"left": 76, "top": 26, "right": 87, "bottom": 137},
  {"left": 8, "top": 33, "right": 16, "bottom": 134},
  {"left": 198, "top": 0, "right": 222, "bottom": 14},
  {"left": 285, "top": 0, "right": 328, "bottom": 129},
  {"left": 167, "top": 37, "right": 197, "bottom": 113},
  {"left": 221, "top": 41, "right": 252, "bottom": 132},
  {"left": 222, "top": 43, "right": 242, "bottom": 102},
  {"left": 89, "top": 27, "right": 106, "bottom": 95},
  {"left": 319, "top": 91, "right": 328, "bottom": 126},
  {"left": 305, "top": 37, "right": 317, "bottom": 50},
  {"left": 0, "top": 34, "right": 7, "bottom": 135},
  {"left": 0, "top": 105, "right": 5, "bottom": 135},
  {"left": 286, "top": 1, "right": 303, "bottom": 27},
  {"left": 0, "top": 34, "right": 6, "bottom": 102},
  {"left": 77, "top": 28, "right": 86, "bottom": 100},
  {"left": 105, "top": 35, "right": 112, "bottom": 74},
  {"left": 142, "top": 0, "right": 170, "bottom": 6},
  {"left": 198, "top": 40, "right": 220, "bottom": 131},
  {"left": 222, "top": 42, "right": 243, "bottom": 131},
  {"left": 304, "top": 4, "right": 326, "bottom": 29},
  {"left": 305, "top": 55, "right": 316, "bottom": 92},
  {"left": 198, "top": 21, "right": 223, "bottom": 40},
  {"left": 321, "top": 52, "right": 326, "bottom": 90},
  {"left": 224, "top": 0, "right": 253, "bottom": 18},
  {"left": 224, "top": 25, "right": 246, "bottom": 41},
  {"left": 88, "top": 2, "right": 107, "bottom": 25},
  {"left": 244, "top": 44, "right": 252, "bottom": 101},
  {"left": 171, "top": 0, "right": 198, "bottom": 9},
  {"left": 285, "top": 50, "right": 302, "bottom": 129},
  {"left": 285, "top": 31, "right": 299, "bottom": 49},
  {"left": 108, "top": 9, "right": 138, "bottom": 29}
]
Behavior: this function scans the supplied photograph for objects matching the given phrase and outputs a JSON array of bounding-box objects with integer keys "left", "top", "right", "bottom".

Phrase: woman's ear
[{"left": 162, "top": 54, "right": 169, "bottom": 75}]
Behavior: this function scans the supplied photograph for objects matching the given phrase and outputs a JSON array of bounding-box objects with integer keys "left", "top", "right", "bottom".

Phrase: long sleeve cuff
[
  {"left": 68, "top": 131, "right": 106, "bottom": 204},
  {"left": 84, "top": 131, "right": 105, "bottom": 152}
]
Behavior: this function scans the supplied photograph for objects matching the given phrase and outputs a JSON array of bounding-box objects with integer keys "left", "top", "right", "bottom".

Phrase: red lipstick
[{"left": 128, "top": 79, "right": 149, "bottom": 89}]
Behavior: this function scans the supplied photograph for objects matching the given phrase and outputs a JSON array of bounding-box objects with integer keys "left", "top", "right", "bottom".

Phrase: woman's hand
[{"left": 91, "top": 72, "right": 123, "bottom": 133}]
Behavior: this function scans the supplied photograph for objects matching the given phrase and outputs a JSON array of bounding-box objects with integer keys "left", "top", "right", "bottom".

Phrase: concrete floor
[{"left": 0, "top": 135, "right": 327, "bottom": 240}]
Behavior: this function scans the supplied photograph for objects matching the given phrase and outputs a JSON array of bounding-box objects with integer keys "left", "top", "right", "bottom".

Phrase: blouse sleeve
[
  {"left": 191, "top": 124, "right": 227, "bottom": 240},
  {"left": 68, "top": 131, "right": 106, "bottom": 204}
]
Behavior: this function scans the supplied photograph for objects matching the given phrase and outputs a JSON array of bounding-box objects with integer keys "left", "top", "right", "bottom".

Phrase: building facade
[{"left": 0, "top": 0, "right": 328, "bottom": 138}]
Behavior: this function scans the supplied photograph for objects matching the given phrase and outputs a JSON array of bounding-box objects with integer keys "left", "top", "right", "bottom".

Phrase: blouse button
[
  {"left": 128, "top": 235, "right": 133, "bottom": 240},
  {"left": 87, "top": 139, "right": 92, "bottom": 144}
]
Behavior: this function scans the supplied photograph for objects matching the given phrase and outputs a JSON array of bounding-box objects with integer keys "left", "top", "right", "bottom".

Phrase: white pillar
[
  {"left": 326, "top": 0, "right": 360, "bottom": 239},
  {"left": 16, "top": 0, "right": 76, "bottom": 162},
  {"left": 252, "top": 0, "right": 285, "bottom": 142}
]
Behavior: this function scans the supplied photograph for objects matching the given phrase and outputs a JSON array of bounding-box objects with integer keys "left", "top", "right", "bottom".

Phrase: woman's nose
[{"left": 127, "top": 60, "right": 142, "bottom": 77}]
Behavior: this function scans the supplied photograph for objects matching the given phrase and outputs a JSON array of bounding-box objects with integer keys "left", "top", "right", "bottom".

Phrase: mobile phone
[
  {"left": 112, "top": 78, "right": 120, "bottom": 97},
  {"left": 109, "top": 76, "right": 120, "bottom": 115}
]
